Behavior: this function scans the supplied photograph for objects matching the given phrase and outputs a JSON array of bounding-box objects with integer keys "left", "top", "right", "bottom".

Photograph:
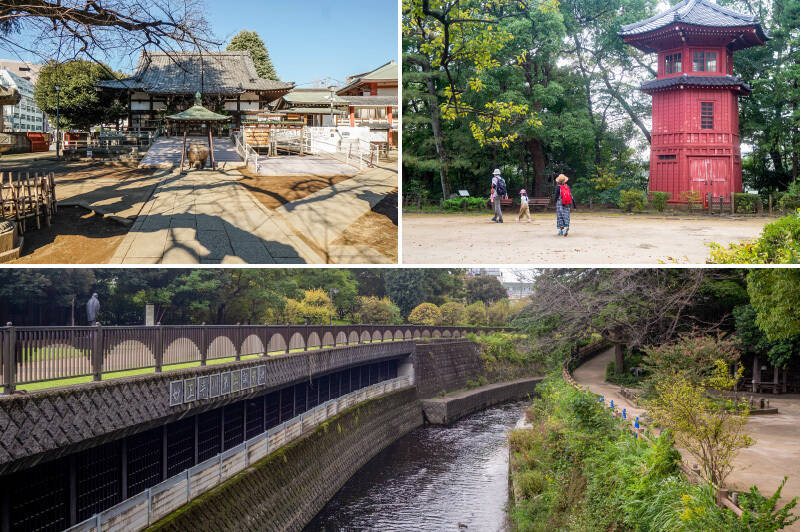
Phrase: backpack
[
  {"left": 495, "top": 176, "right": 507, "bottom": 197},
  {"left": 559, "top": 184, "right": 572, "bottom": 205}
]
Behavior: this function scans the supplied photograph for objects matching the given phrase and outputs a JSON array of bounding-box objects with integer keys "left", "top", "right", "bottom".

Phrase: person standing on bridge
[{"left": 490, "top": 168, "right": 507, "bottom": 223}]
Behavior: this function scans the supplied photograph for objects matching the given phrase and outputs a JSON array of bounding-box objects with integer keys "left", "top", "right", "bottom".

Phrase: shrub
[
  {"left": 442, "top": 196, "right": 486, "bottom": 212},
  {"left": 618, "top": 189, "right": 647, "bottom": 212},
  {"left": 778, "top": 193, "right": 800, "bottom": 213},
  {"left": 358, "top": 296, "right": 402, "bottom": 324},
  {"left": 487, "top": 299, "right": 510, "bottom": 326},
  {"left": 465, "top": 301, "right": 487, "bottom": 326},
  {"left": 708, "top": 211, "right": 800, "bottom": 263},
  {"left": 285, "top": 288, "right": 334, "bottom": 324},
  {"left": 408, "top": 302, "right": 442, "bottom": 325},
  {"left": 734, "top": 193, "right": 762, "bottom": 214},
  {"left": 440, "top": 301, "right": 466, "bottom": 326},
  {"left": 648, "top": 190, "right": 670, "bottom": 212}
]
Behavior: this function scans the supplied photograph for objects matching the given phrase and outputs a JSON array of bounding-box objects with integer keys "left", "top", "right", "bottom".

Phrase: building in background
[
  {"left": 466, "top": 268, "right": 503, "bottom": 279},
  {"left": 271, "top": 88, "right": 347, "bottom": 127},
  {"left": 502, "top": 282, "right": 534, "bottom": 300},
  {"left": 0, "top": 68, "right": 46, "bottom": 132},
  {"left": 335, "top": 60, "right": 398, "bottom": 147}
]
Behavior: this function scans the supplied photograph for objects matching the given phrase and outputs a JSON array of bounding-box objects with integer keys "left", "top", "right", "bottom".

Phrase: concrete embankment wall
[
  {"left": 421, "top": 377, "right": 543, "bottom": 424},
  {"left": 150, "top": 387, "right": 423, "bottom": 532},
  {"left": 413, "top": 339, "right": 485, "bottom": 398}
]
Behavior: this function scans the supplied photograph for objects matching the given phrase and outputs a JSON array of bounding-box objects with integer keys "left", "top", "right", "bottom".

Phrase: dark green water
[{"left": 305, "top": 401, "right": 525, "bottom": 531}]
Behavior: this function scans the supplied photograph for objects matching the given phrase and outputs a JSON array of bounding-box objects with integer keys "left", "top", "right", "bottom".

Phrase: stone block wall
[
  {"left": 413, "top": 339, "right": 484, "bottom": 398},
  {"left": 150, "top": 387, "right": 423, "bottom": 532},
  {"left": 0, "top": 341, "right": 415, "bottom": 475}
]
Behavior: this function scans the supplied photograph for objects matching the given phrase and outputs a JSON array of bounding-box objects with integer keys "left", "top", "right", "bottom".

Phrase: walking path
[
  {"left": 139, "top": 137, "right": 244, "bottom": 170},
  {"left": 109, "top": 168, "right": 323, "bottom": 264},
  {"left": 403, "top": 212, "right": 770, "bottom": 264},
  {"left": 573, "top": 347, "right": 800, "bottom": 525},
  {"left": 275, "top": 161, "right": 398, "bottom": 263}
]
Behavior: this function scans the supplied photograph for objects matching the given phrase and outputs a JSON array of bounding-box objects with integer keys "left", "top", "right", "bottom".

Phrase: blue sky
[
  {"left": 3, "top": 0, "right": 397, "bottom": 85},
  {"left": 207, "top": 0, "right": 398, "bottom": 86}
]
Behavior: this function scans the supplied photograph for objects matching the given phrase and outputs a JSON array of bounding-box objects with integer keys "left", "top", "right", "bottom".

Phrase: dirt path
[
  {"left": 573, "top": 348, "right": 800, "bottom": 526},
  {"left": 11, "top": 206, "right": 128, "bottom": 264},
  {"left": 403, "top": 212, "right": 770, "bottom": 264}
]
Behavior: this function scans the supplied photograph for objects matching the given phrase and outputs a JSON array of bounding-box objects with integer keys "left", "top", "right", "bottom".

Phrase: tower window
[
  {"left": 693, "top": 51, "right": 717, "bottom": 72},
  {"left": 701, "top": 102, "right": 714, "bottom": 129},
  {"left": 665, "top": 53, "right": 682, "bottom": 74}
]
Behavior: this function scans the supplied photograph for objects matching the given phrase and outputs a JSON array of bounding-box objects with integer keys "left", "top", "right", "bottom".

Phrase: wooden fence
[
  {"left": 0, "top": 171, "right": 56, "bottom": 234},
  {"left": 0, "top": 323, "right": 508, "bottom": 393}
]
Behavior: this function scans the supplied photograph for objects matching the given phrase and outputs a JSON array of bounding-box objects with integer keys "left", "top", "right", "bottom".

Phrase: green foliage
[
  {"left": 408, "top": 302, "right": 442, "bottom": 325},
  {"left": 357, "top": 296, "right": 402, "bottom": 325},
  {"left": 465, "top": 275, "right": 508, "bottom": 305},
  {"left": 439, "top": 301, "right": 466, "bottom": 326},
  {"left": 285, "top": 288, "right": 334, "bottom": 325},
  {"left": 605, "top": 347, "right": 645, "bottom": 387},
  {"left": 641, "top": 334, "right": 740, "bottom": 395},
  {"left": 618, "top": 188, "right": 647, "bottom": 212},
  {"left": 384, "top": 269, "right": 464, "bottom": 317},
  {"left": 227, "top": 30, "right": 278, "bottom": 80},
  {"left": 487, "top": 299, "right": 510, "bottom": 326},
  {"left": 734, "top": 193, "right": 762, "bottom": 214},
  {"left": 468, "top": 332, "right": 529, "bottom": 365},
  {"left": 734, "top": 303, "right": 797, "bottom": 369},
  {"left": 649, "top": 190, "right": 670, "bottom": 212},
  {"left": 509, "top": 377, "right": 798, "bottom": 531},
  {"left": 464, "top": 301, "right": 488, "bottom": 326},
  {"left": 441, "top": 196, "right": 487, "bottom": 212},
  {"left": 708, "top": 211, "right": 800, "bottom": 264},
  {"left": 747, "top": 268, "right": 800, "bottom": 343},
  {"left": 34, "top": 60, "right": 126, "bottom": 130}
]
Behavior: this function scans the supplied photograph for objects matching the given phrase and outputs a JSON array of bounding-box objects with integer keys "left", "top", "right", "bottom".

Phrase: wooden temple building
[
  {"left": 620, "top": 0, "right": 768, "bottom": 204},
  {"left": 97, "top": 51, "right": 294, "bottom": 133},
  {"left": 271, "top": 60, "right": 398, "bottom": 146}
]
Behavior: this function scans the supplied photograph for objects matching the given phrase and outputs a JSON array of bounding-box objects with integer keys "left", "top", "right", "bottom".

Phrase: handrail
[{"left": 0, "top": 323, "right": 512, "bottom": 393}]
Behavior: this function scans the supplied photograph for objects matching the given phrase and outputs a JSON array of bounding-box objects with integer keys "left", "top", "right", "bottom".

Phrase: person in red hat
[{"left": 517, "top": 189, "right": 531, "bottom": 223}]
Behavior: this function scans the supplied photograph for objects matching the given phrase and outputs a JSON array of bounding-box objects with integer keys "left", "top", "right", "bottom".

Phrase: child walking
[
  {"left": 517, "top": 189, "right": 531, "bottom": 222},
  {"left": 554, "top": 174, "right": 576, "bottom": 236}
]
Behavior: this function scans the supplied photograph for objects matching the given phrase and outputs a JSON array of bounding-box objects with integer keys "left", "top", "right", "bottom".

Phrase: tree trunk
[
  {"left": 615, "top": 343, "right": 625, "bottom": 374},
  {"left": 529, "top": 138, "right": 547, "bottom": 196},
  {"left": 421, "top": 61, "right": 451, "bottom": 199}
]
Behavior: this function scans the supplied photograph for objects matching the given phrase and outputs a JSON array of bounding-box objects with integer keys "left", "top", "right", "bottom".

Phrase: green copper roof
[{"left": 167, "top": 92, "right": 230, "bottom": 121}]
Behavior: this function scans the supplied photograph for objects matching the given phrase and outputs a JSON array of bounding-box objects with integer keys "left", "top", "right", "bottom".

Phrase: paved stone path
[
  {"left": 275, "top": 161, "right": 397, "bottom": 263},
  {"left": 139, "top": 137, "right": 244, "bottom": 170},
  {"left": 573, "top": 347, "right": 800, "bottom": 525},
  {"left": 109, "top": 168, "right": 323, "bottom": 264}
]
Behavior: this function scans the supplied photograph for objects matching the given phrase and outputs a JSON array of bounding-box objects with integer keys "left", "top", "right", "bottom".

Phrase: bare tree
[
  {"left": 0, "top": 0, "right": 216, "bottom": 66},
  {"left": 517, "top": 269, "right": 718, "bottom": 372}
]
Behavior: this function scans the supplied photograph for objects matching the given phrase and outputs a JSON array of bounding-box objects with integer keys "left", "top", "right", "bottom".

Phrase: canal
[{"left": 305, "top": 400, "right": 526, "bottom": 531}]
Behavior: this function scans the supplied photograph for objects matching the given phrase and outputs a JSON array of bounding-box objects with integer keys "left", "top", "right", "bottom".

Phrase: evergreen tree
[{"left": 227, "top": 30, "right": 279, "bottom": 80}]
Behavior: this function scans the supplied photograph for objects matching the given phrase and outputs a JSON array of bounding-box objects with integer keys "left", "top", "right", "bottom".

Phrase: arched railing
[{"left": 0, "top": 323, "right": 512, "bottom": 393}]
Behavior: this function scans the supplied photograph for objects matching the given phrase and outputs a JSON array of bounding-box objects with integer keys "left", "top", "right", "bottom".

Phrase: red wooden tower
[{"left": 620, "top": 0, "right": 768, "bottom": 203}]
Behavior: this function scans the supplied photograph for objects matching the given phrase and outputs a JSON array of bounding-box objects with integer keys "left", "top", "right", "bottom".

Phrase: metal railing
[
  {"left": 231, "top": 130, "right": 259, "bottom": 171},
  {"left": 0, "top": 323, "right": 507, "bottom": 393}
]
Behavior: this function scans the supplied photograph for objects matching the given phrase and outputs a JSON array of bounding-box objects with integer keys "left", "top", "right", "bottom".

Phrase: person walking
[
  {"left": 554, "top": 174, "right": 576, "bottom": 236},
  {"left": 517, "top": 189, "right": 531, "bottom": 222},
  {"left": 490, "top": 168, "right": 507, "bottom": 223}
]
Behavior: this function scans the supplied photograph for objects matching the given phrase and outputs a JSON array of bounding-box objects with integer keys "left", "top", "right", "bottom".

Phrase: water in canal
[{"left": 305, "top": 400, "right": 526, "bottom": 531}]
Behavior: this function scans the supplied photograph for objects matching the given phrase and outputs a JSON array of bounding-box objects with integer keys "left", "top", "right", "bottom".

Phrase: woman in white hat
[
  {"left": 554, "top": 173, "right": 576, "bottom": 236},
  {"left": 490, "top": 168, "right": 507, "bottom": 223}
]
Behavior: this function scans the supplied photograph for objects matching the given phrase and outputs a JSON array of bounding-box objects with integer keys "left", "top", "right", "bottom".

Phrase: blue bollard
[
  {"left": 634, "top": 431, "right": 638, "bottom": 439},
  {"left": 600, "top": 395, "right": 604, "bottom": 403},
  {"left": 610, "top": 399, "right": 614, "bottom": 409},
  {"left": 635, "top": 417, "right": 639, "bottom": 429},
  {"left": 623, "top": 408, "right": 627, "bottom": 419}
]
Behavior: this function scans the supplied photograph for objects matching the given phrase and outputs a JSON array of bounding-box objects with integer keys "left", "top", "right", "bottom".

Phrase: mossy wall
[{"left": 149, "top": 387, "right": 423, "bottom": 532}]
